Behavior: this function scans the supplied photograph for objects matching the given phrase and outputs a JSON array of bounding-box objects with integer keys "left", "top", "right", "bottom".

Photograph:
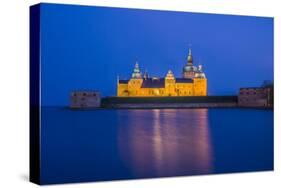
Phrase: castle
[{"left": 117, "top": 48, "right": 207, "bottom": 97}]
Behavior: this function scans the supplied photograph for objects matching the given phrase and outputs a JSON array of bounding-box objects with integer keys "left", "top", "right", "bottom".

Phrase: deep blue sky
[{"left": 39, "top": 3, "right": 273, "bottom": 106}]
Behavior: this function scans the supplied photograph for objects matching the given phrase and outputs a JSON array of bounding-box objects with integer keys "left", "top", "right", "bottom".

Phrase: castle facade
[{"left": 117, "top": 48, "right": 207, "bottom": 97}]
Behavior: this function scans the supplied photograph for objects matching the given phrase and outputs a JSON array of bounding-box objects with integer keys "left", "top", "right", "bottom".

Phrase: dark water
[{"left": 41, "top": 108, "right": 273, "bottom": 184}]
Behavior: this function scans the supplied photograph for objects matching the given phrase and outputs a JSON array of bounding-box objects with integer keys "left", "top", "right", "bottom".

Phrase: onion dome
[
  {"left": 183, "top": 64, "right": 197, "bottom": 72},
  {"left": 131, "top": 62, "right": 142, "bottom": 79},
  {"left": 195, "top": 65, "right": 206, "bottom": 78}
]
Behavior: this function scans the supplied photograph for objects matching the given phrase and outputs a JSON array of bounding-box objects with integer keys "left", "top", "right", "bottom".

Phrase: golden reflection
[
  {"left": 152, "top": 109, "right": 164, "bottom": 175},
  {"left": 117, "top": 109, "right": 213, "bottom": 177}
]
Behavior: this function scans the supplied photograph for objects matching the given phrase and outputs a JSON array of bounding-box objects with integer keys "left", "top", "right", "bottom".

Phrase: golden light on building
[{"left": 117, "top": 48, "right": 207, "bottom": 97}]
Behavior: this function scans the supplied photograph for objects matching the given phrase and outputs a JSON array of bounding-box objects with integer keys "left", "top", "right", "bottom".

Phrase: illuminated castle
[{"left": 117, "top": 48, "right": 207, "bottom": 97}]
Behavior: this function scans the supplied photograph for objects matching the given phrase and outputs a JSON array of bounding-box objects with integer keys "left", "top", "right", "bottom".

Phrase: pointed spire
[
  {"left": 135, "top": 61, "right": 139, "bottom": 69},
  {"left": 133, "top": 61, "right": 140, "bottom": 73},
  {"left": 187, "top": 47, "right": 193, "bottom": 64},
  {"left": 143, "top": 69, "right": 149, "bottom": 80}
]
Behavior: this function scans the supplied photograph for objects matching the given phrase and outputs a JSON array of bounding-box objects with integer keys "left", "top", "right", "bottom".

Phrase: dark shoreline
[
  {"left": 101, "top": 96, "right": 238, "bottom": 104},
  {"left": 67, "top": 96, "right": 273, "bottom": 110}
]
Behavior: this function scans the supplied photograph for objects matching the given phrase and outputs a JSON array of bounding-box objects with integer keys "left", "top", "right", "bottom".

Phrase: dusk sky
[{"left": 39, "top": 3, "right": 273, "bottom": 106}]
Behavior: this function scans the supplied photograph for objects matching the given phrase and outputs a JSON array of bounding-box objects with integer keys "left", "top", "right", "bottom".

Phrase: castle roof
[
  {"left": 175, "top": 78, "right": 193, "bottom": 83},
  {"left": 141, "top": 78, "right": 165, "bottom": 88},
  {"left": 119, "top": 80, "right": 129, "bottom": 84}
]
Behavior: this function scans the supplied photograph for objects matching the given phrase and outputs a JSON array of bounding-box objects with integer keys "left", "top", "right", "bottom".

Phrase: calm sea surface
[{"left": 41, "top": 108, "right": 273, "bottom": 184}]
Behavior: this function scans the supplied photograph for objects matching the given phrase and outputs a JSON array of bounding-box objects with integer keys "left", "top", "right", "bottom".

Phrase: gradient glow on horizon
[{"left": 40, "top": 3, "right": 273, "bottom": 106}]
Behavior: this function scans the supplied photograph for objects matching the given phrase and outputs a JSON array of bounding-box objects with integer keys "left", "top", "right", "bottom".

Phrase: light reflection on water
[
  {"left": 41, "top": 107, "right": 273, "bottom": 184},
  {"left": 117, "top": 109, "right": 213, "bottom": 178}
]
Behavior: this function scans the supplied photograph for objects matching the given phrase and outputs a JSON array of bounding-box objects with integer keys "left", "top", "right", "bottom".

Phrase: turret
[
  {"left": 165, "top": 70, "right": 176, "bottom": 96},
  {"left": 143, "top": 69, "right": 149, "bottom": 80},
  {"left": 165, "top": 70, "right": 175, "bottom": 79},
  {"left": 131, "top": 61, "right": 142, "bottom": 79},
  {"left": 195, "top": 65, "right": 206, "bottom": 78}
]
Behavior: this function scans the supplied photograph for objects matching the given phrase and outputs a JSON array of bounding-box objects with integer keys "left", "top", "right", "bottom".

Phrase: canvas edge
[{"left": 29, "top": 3, "right": 41, "bottom": 185}]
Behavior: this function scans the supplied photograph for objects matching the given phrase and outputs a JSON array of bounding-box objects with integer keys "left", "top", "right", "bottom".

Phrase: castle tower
[
  {"left": 128, "top": 61, "right": 143, "bottom": 96},
  {"left": 165, "top": 70, "right": 176, "bottom": 96},
  {"left": 194, "top": 64, "right": 207, "bottom": 96},
  {"left": 182, "top": 48, "right": 197, "bottom": 79}
]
